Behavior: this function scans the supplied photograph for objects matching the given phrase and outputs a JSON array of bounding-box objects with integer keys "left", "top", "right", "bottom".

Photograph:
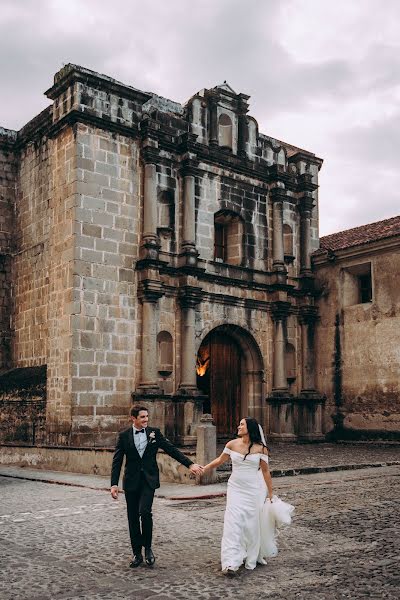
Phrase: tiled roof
[{"left": 319, "top": 215, "right": 400, "bottom": 253}]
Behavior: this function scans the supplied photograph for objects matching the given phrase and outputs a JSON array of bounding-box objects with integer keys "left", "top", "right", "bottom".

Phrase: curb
[{"left": 1, "top": 460, "right": 399, "bottom": 500}]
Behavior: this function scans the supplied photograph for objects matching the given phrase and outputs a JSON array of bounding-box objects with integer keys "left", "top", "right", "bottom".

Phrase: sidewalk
[{"left": 1, "top": 441, "right": 399, "bottom": 500}]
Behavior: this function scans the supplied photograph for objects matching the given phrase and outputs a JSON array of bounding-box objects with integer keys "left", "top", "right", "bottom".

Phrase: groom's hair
[{"left": 130, "top": 405, "right": 148, "bottom": 418}]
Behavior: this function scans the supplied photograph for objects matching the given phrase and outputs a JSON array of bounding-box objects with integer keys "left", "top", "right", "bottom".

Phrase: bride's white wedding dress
[{"left": 221, "top": 447, "right": 294, "bottom": 571}]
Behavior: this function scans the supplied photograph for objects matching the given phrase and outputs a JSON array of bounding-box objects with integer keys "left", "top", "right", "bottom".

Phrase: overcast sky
[{"left": 1, "top": 0, "right": 399, "bottom": 236}]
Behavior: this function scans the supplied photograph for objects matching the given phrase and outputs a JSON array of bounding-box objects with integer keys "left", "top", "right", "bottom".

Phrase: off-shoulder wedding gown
[{"left": 221, "top": 446, "right": 294, "bottom": 572}]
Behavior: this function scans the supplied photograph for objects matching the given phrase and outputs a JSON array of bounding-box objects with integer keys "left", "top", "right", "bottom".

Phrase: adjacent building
[{"left": 313, "top": 216, "right": 400, "bottom": 439}]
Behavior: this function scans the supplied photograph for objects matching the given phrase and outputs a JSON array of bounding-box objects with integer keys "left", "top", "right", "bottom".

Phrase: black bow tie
[{"left": 135, "top": 429, "right": 145, "bottom": 435}]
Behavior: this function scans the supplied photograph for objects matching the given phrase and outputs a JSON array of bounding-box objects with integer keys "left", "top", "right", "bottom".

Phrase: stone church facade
[{"left": 0, "top": 64, "right": 326, "bottom": 448}]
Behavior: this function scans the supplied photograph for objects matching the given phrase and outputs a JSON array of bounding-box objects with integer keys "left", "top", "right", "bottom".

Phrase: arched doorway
[{"left": 196, "top": 325, "right": 264, "bottom": 439}]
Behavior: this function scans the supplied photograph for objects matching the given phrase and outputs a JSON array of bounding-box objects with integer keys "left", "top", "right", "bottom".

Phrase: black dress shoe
[
  {"left": 129, "top": 554, "right": 143, "bottom": 568},
  {"left": 144, "top": 547, "right": 155, "bottom": 567}
]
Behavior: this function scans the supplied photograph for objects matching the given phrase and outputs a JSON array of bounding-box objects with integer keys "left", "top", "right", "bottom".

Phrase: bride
[{"left": 202, "top": 417, "right": 293, "bottom": 576}]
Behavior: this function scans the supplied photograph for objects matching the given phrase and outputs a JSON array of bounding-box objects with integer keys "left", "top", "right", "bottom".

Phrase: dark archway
[{"left": 196, "top": 324, "right": 264, "bottom": 439}]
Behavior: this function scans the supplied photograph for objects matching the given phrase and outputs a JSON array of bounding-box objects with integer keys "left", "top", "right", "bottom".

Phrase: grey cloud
[
  {"left": 336, "top": 114, "right": 400, "bottom": 168},
  {"left": 1, "top": 0, "right": 399, "bottom": 234}
]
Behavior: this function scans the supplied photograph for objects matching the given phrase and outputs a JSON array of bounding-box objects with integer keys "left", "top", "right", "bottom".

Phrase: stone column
[
  {"left": 237, "top": 113, "right": 247, "bottom": 157},
  {"left": 141, "top": 162, "right": 160, "bottom": 260},
  {"left": 209, "top": 98, "right": 218, "bottom": 147},
  {"left": 181, "top": 173, "right": 199, "bottom": 267},
  {"left": 299, "top": 192, "right": 314, "bottom": 276},
  {"left": 178, "top": 286, "right": 202, "bottom": 394},
  {"left": 137, "top": 281, "right": 163, "bottom": 394},
  {"left": 271, "top": 302, "right": 290, "bottom": 392},
  {"left": 270, "top": 186, "right": 286, "bottom": 274},
  {"left": 299, "top": 306, "right": 318, "bottom": 392}
]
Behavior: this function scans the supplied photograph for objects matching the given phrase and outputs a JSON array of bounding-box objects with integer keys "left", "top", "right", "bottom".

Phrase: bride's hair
[{"left": 243, "top": 417, "right": 267, "bottom": 460}]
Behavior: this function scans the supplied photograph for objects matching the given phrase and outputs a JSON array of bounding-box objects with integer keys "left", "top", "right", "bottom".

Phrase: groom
[{"left": 111, "top": 405, "right": 203, "bottom": 568}]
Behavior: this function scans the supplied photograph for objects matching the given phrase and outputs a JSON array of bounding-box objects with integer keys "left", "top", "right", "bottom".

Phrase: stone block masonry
[
  {"left": 0, "top": 63, "right": 327, "bottom": 455},
  {"left": 70, "top": 124, "right": 139, "bottom": 445}
]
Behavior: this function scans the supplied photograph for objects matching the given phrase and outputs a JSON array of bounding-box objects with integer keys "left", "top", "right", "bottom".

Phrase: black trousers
[{"left": 125, "top": 475, "right": 155, "bottom": 555}]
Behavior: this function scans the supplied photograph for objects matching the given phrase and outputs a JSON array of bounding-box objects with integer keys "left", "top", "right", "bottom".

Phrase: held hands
[
  {"left": 189, "top": 463, "right": 205, "bottom": 476},
  {"left": 110, "top": 485, "right": 119, "bottom": 499}
]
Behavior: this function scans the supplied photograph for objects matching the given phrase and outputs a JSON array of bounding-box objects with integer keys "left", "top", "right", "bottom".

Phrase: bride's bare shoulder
[
  {"left": 226, "top": 439, "right": 239, "bottom": 450},
  {"left": 254, "top": 443, "right": 267, "bottom": 454}
]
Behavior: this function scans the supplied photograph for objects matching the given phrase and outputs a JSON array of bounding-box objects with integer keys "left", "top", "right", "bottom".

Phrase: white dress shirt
[{"left": 133, "top": 426, "right": 147, "bottom": 458}]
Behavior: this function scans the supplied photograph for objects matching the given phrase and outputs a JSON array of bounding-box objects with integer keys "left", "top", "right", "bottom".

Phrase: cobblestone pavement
[{"left": 1, "top": 465, "right": 399, "bottom": 600}]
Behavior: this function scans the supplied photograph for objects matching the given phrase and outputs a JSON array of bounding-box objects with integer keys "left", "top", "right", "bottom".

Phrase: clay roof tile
[{"left": 318, "top": 215, "right": 400, "bottom": 253}]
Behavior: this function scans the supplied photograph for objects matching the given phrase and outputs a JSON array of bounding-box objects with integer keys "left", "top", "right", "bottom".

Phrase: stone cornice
[
  {"left": 299, "top": 305, "right": 319, "bottom": 324},
  {"left": 270, "top": 301, "right": 291, "bottom": 321},
  {"left": 45, "top": 64, "right": 151, "bottom": 104},
  {"left": 298, "top": 192, "right": 315, "bottom": 214},
  {"left": 269, "top": 186, "right": 288, "bottom": 203},
  {"left": 297, "top": 172, "right": 318, "bottom": 193},
  {"left": 138, "top": 279, "right": 164, "bottom": 303},
  {"left": 48, "top": 108, "right": 139, "bottom": 141},
  {"left": 288, "top": 151, "right": 324, "bottom": 170},
  {"left": 178, "top": 285, "right": 204, "bottom": 308}
]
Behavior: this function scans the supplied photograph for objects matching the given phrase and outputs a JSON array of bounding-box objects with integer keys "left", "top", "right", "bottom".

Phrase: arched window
[
  {"left": 218, "top": 113, "right": 233, "bottom": 149},
  {"left": 283, "top": 224, "right": 294, "bottom": 260},
  {"left": 214, "top": 210, "right": 244, "bottom": 265},
  {"left": 157, "top": 331, "right": 173, "bottom": 376}
]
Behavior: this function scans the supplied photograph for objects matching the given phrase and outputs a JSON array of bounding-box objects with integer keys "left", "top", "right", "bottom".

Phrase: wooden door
[{"left": 209, "top": 331, "right": 241, "bottom": 437}]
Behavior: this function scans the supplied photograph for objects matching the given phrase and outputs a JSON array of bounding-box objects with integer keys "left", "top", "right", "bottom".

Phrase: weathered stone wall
[
  {"left": 0, "top": 366, "right": 46, "bottom": 444},
  {"left": 12, "top": 136, "right": 51, "bottom": 367},
  {"left": 314, "top": 248, "right": 400, "bottom": 437},
  {"left": 70, "top": 124, "right": 140, "bottom": 445},
  {"left": 0, "top": 130, "right": 16, "bottom": 372}
]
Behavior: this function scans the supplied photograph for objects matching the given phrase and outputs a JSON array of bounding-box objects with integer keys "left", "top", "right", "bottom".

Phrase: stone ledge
[{"left": 0, "top": 444, "right": 197, "bottom": 485}]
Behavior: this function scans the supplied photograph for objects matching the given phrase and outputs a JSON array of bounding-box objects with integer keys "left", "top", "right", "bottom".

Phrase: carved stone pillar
[
  {"left": 271, "top": 302, "right": 290, "bottom": 392},
  {"left": 209, "top": 98, "right": 218, "bottom": 147},
  {"left": 237, "top": 113, "right": 247, "bottom": 157},
  {"left": 137, "top": 279, "right": 163, "bottom": 394},
  {"left": 141, "top": 162, "right": 160, "bottom": 260},
  {"left": 299, "top": 306, "right": 318, "bottom": 392},
  {"left": 299, "top": 192, "right": 314, "bottom": 276},
  {"left": 270, "top": 186, "right": 287, "bottom": 277},
  {"left": 178, "top": 286, "right": 202, "bottom": 394},
  {"left": 181, "top": 174, "right": 199, "bottom": 267}
]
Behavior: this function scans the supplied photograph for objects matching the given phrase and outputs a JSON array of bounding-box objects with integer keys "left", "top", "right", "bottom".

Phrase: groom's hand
[
  {"left": 189, "top": 464, "right": 204, "bottom": 476},
  {"left": 110, "top": 485, "right": 119, "bottom": 499}
]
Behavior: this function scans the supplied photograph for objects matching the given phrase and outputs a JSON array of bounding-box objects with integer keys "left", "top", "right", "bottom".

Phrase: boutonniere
[{"left": 149, "top": 431, "right": 156, "bottom": 443}]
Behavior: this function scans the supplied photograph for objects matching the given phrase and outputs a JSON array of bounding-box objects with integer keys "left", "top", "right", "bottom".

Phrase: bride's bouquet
[
  {"left": 258, "top": 495, "right": 295, "bottom": 561},
  {"left": 265, "top": 494, "right": 295, "bottom": 527}
]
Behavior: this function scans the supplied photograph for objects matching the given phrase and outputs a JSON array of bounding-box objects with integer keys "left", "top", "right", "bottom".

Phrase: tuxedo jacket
[{"left": 111, "top": 426, "right": 193, "bottom": 492}]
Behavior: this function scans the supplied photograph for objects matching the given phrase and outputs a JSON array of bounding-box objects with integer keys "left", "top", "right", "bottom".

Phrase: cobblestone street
[{"left": 1, "top": 464, "right": 399, "bottom": 600}]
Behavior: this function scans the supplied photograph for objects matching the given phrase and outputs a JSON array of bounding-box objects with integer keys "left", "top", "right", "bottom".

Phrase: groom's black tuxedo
[
  {"left": 111, "top": 426, "right": 193, "bottom": 556},
  {"left": 111, "top": 426, "right": 193, "bottom": 491}
]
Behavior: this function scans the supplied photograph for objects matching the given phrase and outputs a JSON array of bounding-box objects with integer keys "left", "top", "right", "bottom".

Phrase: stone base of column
[
  {"left": 267, "top": 394, "right": 296, "bottom": 441},
  {"left": 271, "top": 269, "right": 287, "bottom": 285},
  {"left": 134, "top": 384, "right": 164, "bottom": 396},
  {"left": 173, "top": 392, "right": 207, "bottom": 446},
  {"left": 176, "top": 385, "right": 203, "bottom": 396},
  {"left": 178, "top": 244, "right": 199, "bottom": 269},
  {"left": 297, "top": 394, "right": 326, "bottom": 442},
  {"left": 139, "top": 235, "right": 161, "bottom": 261},
  {"left": 266, "top": 393, "right": 326, "bottom": 442}
]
